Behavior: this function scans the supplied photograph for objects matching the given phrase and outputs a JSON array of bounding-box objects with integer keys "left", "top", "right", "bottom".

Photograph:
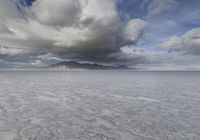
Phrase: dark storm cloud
[{"left": 0, "top": 0, "right": 147, "bottom": 67}]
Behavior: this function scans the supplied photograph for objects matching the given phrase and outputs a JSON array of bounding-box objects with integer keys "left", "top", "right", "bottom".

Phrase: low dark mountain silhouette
[{"left": 48, "top": 61, "right": 129, "bottom": 70}]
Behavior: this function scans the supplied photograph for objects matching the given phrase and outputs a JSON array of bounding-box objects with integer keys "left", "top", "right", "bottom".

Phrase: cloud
[
  {"left": 0, "top": 0, "right": 147, "bottom": 67},
  {"left": 146, "top": 0, "right": 178, "bottom": 17},
  {"left": 106, "top": 46, "right": 149, "bottom": 64},
  {"left": 137, "top": 28, "right": 200, "bottom": 70},
  {"left": 0, "top": 0, "right": 23, "bottom": 19},
  {"left": 158, "top": 28, "right": 200, "bottom": 55},
  {"left": 32, "top": 0, "right": 81, "bottom": 27}
]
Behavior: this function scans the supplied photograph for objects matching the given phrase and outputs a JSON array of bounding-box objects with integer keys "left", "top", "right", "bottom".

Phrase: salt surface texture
[{"left": 0, "top": 71, "right": 200, "bottom": 140}]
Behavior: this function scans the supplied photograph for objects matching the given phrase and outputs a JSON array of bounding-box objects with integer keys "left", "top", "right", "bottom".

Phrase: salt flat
[{"left": 0, "top": 71, "right": 200, "bottom": 140}]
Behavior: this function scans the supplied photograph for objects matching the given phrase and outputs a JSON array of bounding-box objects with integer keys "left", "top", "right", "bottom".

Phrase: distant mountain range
[{"left": 48, "top": 61, "right": 129, "bottom": 70}]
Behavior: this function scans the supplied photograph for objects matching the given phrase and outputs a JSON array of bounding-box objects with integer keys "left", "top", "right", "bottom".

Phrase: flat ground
[{"left": 0, "top": 71, "right": 200, "bottom": 140}]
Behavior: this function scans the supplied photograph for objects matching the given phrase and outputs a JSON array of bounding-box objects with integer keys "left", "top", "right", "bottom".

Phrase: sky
[{"left": 0, "top": 0, "right": 200, "bottom": 70}]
